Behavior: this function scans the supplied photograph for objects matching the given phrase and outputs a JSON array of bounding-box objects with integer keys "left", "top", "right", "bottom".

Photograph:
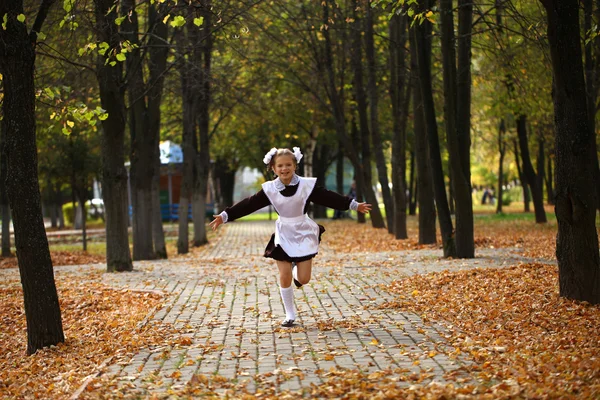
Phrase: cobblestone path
[{"left": 86, "top": 220, "right": 540, "bottom": 397}]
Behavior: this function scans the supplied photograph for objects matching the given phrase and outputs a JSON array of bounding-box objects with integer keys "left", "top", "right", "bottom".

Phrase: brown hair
[{"left": 267, "top": 148, "right": 296, "bottom": 171}]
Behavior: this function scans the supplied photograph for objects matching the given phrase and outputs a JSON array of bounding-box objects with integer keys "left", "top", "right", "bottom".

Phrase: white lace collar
[{"left": 274, "top": 174, "right": 299, "bottom": 191}]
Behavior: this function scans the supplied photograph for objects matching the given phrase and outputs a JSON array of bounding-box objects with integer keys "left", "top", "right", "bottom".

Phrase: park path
[{"left": 77, "top": 220, "right": 544, "bottom": 397}]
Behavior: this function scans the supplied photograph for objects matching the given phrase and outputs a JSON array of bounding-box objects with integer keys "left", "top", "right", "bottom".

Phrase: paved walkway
[{"left": 77, "top": 221, "right": 545, "bottom": 397}]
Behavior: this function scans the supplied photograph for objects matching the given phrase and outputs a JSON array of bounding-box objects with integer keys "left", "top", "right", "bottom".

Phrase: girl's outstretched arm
[{"left": 210, "top": 189, "right": 271, "bottom": 230}]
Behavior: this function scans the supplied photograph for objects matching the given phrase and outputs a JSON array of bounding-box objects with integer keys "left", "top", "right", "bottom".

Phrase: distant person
[
  {"left": 481, "top": 187, "right": 490, "bottom": 205},
  {"left": 210, "top": 147, "right": 371, "bottom": 327}
]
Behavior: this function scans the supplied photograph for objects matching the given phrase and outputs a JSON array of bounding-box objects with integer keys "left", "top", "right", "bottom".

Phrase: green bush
[
  {"left": 502, "top": 192, "right": 512, "bottom": 206},
  {"left": 62, "top": 202, "right": 76, "bottom": 225},
  {"left": 62, "top": 202, "right": 102, "bottom": 225}
]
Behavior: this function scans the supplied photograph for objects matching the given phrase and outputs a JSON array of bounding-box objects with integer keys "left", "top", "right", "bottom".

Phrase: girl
[{"left": 209, "top": 147, "right": 371, "bottom": 327}]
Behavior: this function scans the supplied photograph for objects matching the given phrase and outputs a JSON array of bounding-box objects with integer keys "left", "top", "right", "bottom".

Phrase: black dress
[{"left": 223, "top": 181, "right": 353, "bottom": 262}]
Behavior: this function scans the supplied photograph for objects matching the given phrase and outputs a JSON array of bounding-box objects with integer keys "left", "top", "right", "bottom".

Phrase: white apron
[{"left": 262, "top": 176, "right": 320, "bottom": 257}]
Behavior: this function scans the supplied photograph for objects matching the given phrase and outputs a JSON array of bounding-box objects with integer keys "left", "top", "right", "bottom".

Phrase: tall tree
[
  {"left": 0, "top": 0, "right": 65, "bottom": 354},
  {"left": 322, "top": 0, "right": 385, "bottom": 228},
  {"left": 496, "top": 119, "right": 506, "bottom": 214},
  {"left": 0, "top": 123, "right": 12, "bottom": 257},
  {"left": 440, "top": 0, "right": 474, "bottom": 258},
  {"left": 192, "top": 0, "right": 212, "bottom": 247},
  {"left": 540, "top": 0, "right": 600, "bottom": 303},
  {"left": 413, "top": 1, "right": 456, "bottom": 257},
  {"left": 410, "top": 28, "right": 436, "bottom": 245},
  {"left": 94, "top": 0, "right": 133, "bottom": 271},
  {"left": 123, "top": 0, "right": 169, "bottom": 260},
  {"left": 389, "top": 12, "right": 410, "bottom": 239},
  {"left": 365, "top": 2, "right": 394, "bottom": 232},
  {"left": 516, "top": 115, "right": 547, "bottom": 223}
]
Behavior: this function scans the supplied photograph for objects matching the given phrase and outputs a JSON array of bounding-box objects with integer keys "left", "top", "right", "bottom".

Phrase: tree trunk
[
  {"left": 123, "top": 0, "right": 155, "bottom": 261},
  {"left": 177, "top": 28, "right": 196, "bottom": 254},
  {"left": 95, "top": 0, "right": 133, "bottom": 272},
  {"left": 0, "top": 0, "right": 65, "bottom": 354},
  {"left": 413, "top": 11, "right": 456, "bottom": 257},
  {"left": 351, "top": 116, "right": 366, "bottom": 224},
  {"left": 149, "top": 2, "right": 169, "bottom": 259},
  {"left": 540, "top": 0, "right": 600, "bottom": 303},
  {"left": 152, "top": 143, "right": 167, "bottom": 259},
  {"left": 55, "top": 183, "right": 65, "bottom": 229},
  {"left": 408, "top": 150, "right": 417, "bottom": 215},
  {"left": 336, "top": 147, "right": 344, "bottom": 194},
  {"left": 366, "top": 3, "right": 394, "bottom": 232},
  {"left": 513, "top": 138, "right": 530, "bottom": 212},
  {"left": 583, "top": 0, "right": 600, "bottom": 212},
  {"left": 440, "top": 0, "right": 474, "bottom": 257},
  {"left": 312, "top": 144, "right": 329, "bottom": 219},
  {"left": 496, "top": 119, "right": 506, "bottom": 214},
  {"left": 410, "top": 30, "right": 436, "bottom": 245},
  {"left": 537, "top": 134, "right": 546, "bottom": 205},
  {"left": 215, "top": 157, "right": 236, "bottom": 209},
  {"left": 192, "top": 0, "right": 212, "bottom": 248},
  {"left": 545, "top": 149, "right": 554, "bottom": 205},
  {"left": 322, "top": 0, "right": 384, "bottom": 228},
  {"left": 516, "top": 115, "right": 547, "bottom": 223},
  {"left": 0, "top": 121, "right": 12, "bottom": 257},
  {"left": 454, "top": 0, "right": 475, "bottom": 257},
  {"left": 389, "top": 13, "right": 409, "bottom": 239}
]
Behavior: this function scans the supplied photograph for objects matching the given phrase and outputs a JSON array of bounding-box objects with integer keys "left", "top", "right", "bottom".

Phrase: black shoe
[{"left": 281, "top": 319, "right": 295, "bottom": 327}]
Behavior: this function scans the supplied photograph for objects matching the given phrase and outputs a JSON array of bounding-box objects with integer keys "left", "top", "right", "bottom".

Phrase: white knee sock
[{"left": 280, "top": 285, "right": 296, "bottom": 320}]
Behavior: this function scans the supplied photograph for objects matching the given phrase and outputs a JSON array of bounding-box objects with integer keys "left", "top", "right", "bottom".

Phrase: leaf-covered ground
[
  {"left": 0, "top": 274, "right": 181, "bottom": 399},
  {"left": 322, "top": 214, "right": 559, "bottom": 259},
  {"left": 0, "top": 251, "right": 105, "bottom": 270},
  {"left": 1, "top": 213, "right": 599, "bottom": 399},
  {"left": 374, "top": 263, "right": 600, "bottom": 398}
]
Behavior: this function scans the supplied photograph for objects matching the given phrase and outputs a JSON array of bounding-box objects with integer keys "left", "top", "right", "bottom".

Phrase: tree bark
[
  {"left": 215, "top": 157, "right": 236, "bottom": 209},
  {"left": 583, "top": 0, "right": 600, "bottom": 212},
  {"left": 454, "top": 0, "right": 475, "bottom": 257},
  {"left": 537, "top": 134, "right": 546, "bottom": 205},
  {"left": 123, "top": 0, "right": 156, "bottom": 261},
  {"left": 148, "top": 2, "right": 169, "bottom": 259},
  {"left": 95, "top": 0, "right": 133, "bottom": 271},
  {"left": 516, "top": 115, "right": 547, "bottom": 223},
  {"left": 410, "top": 30, "right": 436, "bottom": 245},
  {"left": 540, "top": 0, "right": 600, "bottom": 303},
  {"left": 192, "top": 0, "right": 212, "bottom": 247},
  {"left": 513, "top": 138, "right": 530, "bottom": 212},
  {"left": 176, "top": 28, "right": 196, "bottom": 255},
  {"left": 0, "top": 0, "right": 65, "bottom": 354},
  {"left": 413, "top": 11, "right": 455, "bottom": 257},
  {"left": 322, "top": 0, "right": 384, "bottom": 228},
  {"left": 336, "top": 146, "right": 344, "bottom": 194},
  {"left": 152, "top": 142, "right": 167, "bottom": 259},
  {"left": 545, "top": 148, "right": 554, "bottom": 205},
  {"left": 389, "top": 13, "right": 409, "bottom": 239},
  {"left": 366, "top": 3, "right": 394, "bottom": 232},
  {"left": 408, "top": 150, "right": 417, "bottom": 215},
  {"left": 0, "top": 121, "right": 12, "bottom": 257},
  {"left": 496, "top": 119, "right": 506, "bottom": 214},
  {"left": 351, "top": 116, "right": 366, "bottom": 224}
]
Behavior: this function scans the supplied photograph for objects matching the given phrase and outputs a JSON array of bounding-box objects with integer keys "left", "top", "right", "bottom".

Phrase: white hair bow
[
  {"left": 263, "top": 147, "right": 278, "bottom": 165},
  {"left": 292, "top": 147, "right": 303, "bottom": 163}
]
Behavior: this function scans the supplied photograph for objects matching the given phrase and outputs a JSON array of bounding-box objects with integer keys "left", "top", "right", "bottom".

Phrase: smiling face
[{"left": 272, "top": 154, "right": 296, "bottom": 183}]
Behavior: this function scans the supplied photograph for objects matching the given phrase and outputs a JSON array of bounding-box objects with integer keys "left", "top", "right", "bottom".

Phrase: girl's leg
[
  {"left": 276, "top": 261, "right": 295, "bottom": 325},
  {"left": 294, "top": 259, "right": 313, "bottom": 285}
]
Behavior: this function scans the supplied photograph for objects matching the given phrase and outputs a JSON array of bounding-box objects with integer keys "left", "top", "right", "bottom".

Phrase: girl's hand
[
  {"left": 209, "top": 215, "right": 223, "bottom": 231},
  {"left": 357, "top": 202, "right": 372, "bottom": 214}
]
